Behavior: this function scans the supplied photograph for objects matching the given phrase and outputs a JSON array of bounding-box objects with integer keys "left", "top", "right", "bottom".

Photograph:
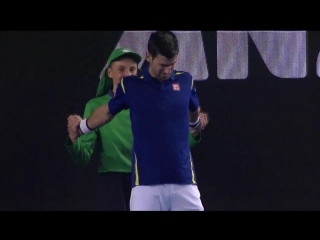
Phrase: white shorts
[{"left": 130, "top": 184, "right": 204, "bottom": 211}]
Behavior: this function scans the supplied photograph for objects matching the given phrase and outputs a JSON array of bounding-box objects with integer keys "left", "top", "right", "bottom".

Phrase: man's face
[
  {"left": 146, "top": 52, "right": 178, "bottom": 81},
  {"left": 107, "top": 57, "right": 138, "bottom": 84}
]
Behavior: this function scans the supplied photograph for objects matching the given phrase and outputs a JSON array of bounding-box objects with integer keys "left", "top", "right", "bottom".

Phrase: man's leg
[
  {"left": 130, "top": 185, "right": 169, "bottom": 211},
  {"left": 170, "top": 184, "right": 204, "bottom": 211}
]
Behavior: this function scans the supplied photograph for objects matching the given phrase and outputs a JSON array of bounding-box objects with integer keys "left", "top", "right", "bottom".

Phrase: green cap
[
  {"left": 106, "top": 47, "right": 142, "bottom": 67},
  {"left": 96, "top": 48, "right": 142, "bottom": 98}
]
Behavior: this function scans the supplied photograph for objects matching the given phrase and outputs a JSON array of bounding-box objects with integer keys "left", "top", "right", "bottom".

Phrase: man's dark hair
[{"left": 147, "top": 31, "right": 179, "bottom": 59}]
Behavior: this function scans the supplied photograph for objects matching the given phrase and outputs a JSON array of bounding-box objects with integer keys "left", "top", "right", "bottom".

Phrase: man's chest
[{"left": 126, "top": 80, "right": 190, "bottom": 118}]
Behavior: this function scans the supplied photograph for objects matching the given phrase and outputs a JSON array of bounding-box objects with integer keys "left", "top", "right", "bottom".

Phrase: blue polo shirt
[{"left": 108, "top": 67, "right": 199, "bottom": 187}]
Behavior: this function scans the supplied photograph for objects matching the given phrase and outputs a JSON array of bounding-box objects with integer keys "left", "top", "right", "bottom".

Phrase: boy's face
[{"left": 107, "top": 57, "right": 138, "bottom": 85}]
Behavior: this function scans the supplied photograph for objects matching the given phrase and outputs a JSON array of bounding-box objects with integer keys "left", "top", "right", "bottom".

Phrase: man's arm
[
  {"left": 79, "top": 80, "right": 128, "bottom": 134},
  {"left": 83, "top": 103, "right": 114, "bottom": 132},
  {"left": 189, "top": 107, "right": 200, "bottom": 124},
  {"left": 189, "top": 79, "right": 201, "bottom": 129},
  {"left": 188, "top": 79, "right": 209, "bottom": 138},
  {"left": 69, "top": 80, "right": 128, "bottom": 138},
  {"left": 188, "top": 112, "right": 209, "bottom": 148}
]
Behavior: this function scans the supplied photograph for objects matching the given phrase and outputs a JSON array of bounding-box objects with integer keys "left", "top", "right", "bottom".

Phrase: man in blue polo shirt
[{"left": 68, "top": 31, "right": 207, "bottom": 211}]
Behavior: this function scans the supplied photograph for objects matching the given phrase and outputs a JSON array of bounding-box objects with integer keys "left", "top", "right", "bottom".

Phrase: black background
[{"left": 1, "top": 31, "right": 320, "bottom": 211}]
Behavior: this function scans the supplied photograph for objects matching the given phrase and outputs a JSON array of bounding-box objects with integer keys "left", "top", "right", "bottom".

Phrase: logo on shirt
[{"left": 172, "top": 83, "right": 180, "bottom": 91}]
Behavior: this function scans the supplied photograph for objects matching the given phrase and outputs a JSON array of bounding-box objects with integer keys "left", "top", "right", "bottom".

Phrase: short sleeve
[
  {"left": 189, "top": 79, "right": 199, "bottom": 112},
  {"left": 108, "top": 79, "right": 129, "bottom": 115}
]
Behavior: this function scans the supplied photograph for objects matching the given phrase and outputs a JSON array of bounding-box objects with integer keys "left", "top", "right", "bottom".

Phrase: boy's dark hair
[{"left": 147, "top": 31, "right": 179, "bottom": 59}]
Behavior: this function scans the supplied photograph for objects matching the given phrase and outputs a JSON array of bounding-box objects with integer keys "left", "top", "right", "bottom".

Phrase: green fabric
[
  {"left": 66, "top": 94, "right": 133, "bottom": 172},
  {"left": 96, "top": 73, "right": 113, "bottom": 98},
  {"left": 189, "top": 130, "right": 201, "bottom": 148}
]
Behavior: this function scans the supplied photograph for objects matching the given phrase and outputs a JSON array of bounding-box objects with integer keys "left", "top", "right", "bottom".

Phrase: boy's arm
[
  {"left": 189, "top": 130, "right": 202, "bottom": 149},
  {"left": 65, "top": 102, "right": 98, "bottom": 165}
]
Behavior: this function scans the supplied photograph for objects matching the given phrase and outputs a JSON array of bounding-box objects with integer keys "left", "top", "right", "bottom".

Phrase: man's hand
[
  {"left": 67, "top": 114, "right": 82, "bottom": 143},
  {"left": 190, "top": 112, "right": 209, "bottom": 138}
]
